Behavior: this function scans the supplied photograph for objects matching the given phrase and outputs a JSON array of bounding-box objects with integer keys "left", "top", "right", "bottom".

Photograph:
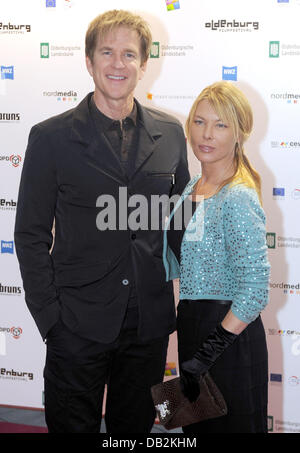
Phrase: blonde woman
[{"left": 163, "top": 81, "right": 270, "bottom": 433}]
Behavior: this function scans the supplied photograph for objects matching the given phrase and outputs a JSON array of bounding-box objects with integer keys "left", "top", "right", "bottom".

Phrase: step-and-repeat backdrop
[{"left": 1, "top": 0, "right": 299, "bottom": 433}]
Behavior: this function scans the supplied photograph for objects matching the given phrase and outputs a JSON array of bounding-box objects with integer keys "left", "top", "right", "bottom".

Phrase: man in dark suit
[{"left": 14, "top": 10, "right": 189, "bottom": 433}]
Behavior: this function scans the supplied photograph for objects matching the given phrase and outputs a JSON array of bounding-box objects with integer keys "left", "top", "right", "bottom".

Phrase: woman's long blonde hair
[{"left": 185, "top": 81, "right": 262, "bottom": 204}]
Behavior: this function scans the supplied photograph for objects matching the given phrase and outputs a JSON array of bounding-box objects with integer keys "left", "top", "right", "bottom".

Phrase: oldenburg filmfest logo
[
  {"left": 0, "top": 368, "right": 33, "bottom": 381},
  {"left": 0, "top": 22, "right": 31, "bottom": 34},
  {"left": 205, "top": 19, "right": 259, "bottom": 32}
]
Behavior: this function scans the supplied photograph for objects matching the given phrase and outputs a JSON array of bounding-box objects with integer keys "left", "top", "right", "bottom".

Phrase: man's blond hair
[{"left": 85, "top": 10, "right": 152, "bottom": 64}]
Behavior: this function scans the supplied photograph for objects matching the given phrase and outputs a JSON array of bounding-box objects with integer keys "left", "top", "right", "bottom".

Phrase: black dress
[{"left": 167, "top": 198, "right": 268, "bottom": 433}]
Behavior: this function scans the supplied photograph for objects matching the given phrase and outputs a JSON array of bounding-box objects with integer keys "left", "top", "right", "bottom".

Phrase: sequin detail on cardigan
[{"left": 163, "top": 175, "right": 270, "bottom": 324}]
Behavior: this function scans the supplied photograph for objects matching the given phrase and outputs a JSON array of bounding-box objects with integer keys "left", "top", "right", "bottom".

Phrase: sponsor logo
[
  {"left": 273, "top": 419, "right": 300, "bottom": 433},
  {"left": 268, "top": 416, "right": 273, "bottom": 432},
  {"left": 0, "top": 113, "right": 20, "bottom": 122},
  {"left": 269, "top": 281, "right": 300, "bottom": 295},
  {"left": 270, "top": 92, "right": 300, "bottom": 104},
  {"left": 0, "top": 283, "right": 22, "bottom": 296},
  {"left": 0, "top": 368, "right": 33, "bottom": 381},
  {"left": 0, "top": 198, "right": 17, "bottom": 211},
  {"left": 266, "top": 232, "right": 276, "bottom": 249},
  {"left": 272, "top": 187, "right": 285, "bottom": 198},
  {"left": 0, "top": 326, "right": 23, "bottom": 339},
  {"left": 268, "top": 328, "right": 300, "bottom": 336},
  {"left": 269, "top": 41, "right": 280, "bottom": 58},
  {"left": 269, "top": 40, "right": 300, "bottom": 57},
  {"left": 150, "top": 42, "right": 160, "bottom": 58},
  {"left": 0, "top": 155, "right": 22, "bottom": 167},
  {"left": 165, "top": 0, "right": 180, "bottom": 11},
  {"left": 40, "top": 42, "right": 81, "bottom": 58},
  {"left": 43, "top": 90, "right": 78, "bottom": 101},
  {"left": 271, "top": 140, "right": 300, "bottom": 149},
  {"left": 222, "top": 66, "right": 237, "bottom": 81},
  {"left": 40, "top": 43, "right": 49, "bottom": 59},
  {"left": 0, "top": 22, "right": 31, "bottom": 34},
  {"left": 205, "top": 19, "right": 259, "bottom": 32},
  {"left": 266, "top": 233, "right": 300, "bottom": 249},
  {"left": 288, "top": 376, "right": 300, "bottom": 386},
  {"left": 0, "top": 66, "right": 14, "bottom": 80},
  {"left": 147, "top": 92, "right": 196, "bottom": 101},
  {"left": 150, "top": 41, "right": 194, "bottom": 58},
  {"left": 292, "top": 188, "right": 300, "bottom": 199},
  {"left": 1, "top": 240, "right": 14, "bottom": 254}
]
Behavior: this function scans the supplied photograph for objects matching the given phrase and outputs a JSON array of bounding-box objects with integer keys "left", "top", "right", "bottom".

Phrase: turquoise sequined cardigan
[{"left": 163, "top": 174, "right": 270, "bottom": 324}]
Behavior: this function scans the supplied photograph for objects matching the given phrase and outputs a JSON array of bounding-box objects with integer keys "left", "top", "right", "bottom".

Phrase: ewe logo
[{"left": 222, "top": 66, "right": 237, "bottom": 81}]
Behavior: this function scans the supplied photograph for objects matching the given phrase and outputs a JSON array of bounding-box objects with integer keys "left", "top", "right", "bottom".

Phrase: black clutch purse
[{"left": 151, "top": 372, "right": 227, "bottom": 430}]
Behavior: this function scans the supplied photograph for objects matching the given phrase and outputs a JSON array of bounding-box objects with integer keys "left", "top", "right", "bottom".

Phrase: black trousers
[
  {"left": 177, "top": 300, "right": 268, "bottom": 433},
  {"left": 44, "top": 315, "right": 169, "bottom": 433}
]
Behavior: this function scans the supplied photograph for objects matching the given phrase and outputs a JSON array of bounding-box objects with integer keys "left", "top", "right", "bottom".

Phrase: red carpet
[{"left": 0, "top": 421, "right": 48, "bottom": 433}]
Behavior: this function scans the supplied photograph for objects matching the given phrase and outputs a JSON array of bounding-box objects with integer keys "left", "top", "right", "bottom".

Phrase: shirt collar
[{"left": 90, "top": 95, "right": 138, "bottom": 132}]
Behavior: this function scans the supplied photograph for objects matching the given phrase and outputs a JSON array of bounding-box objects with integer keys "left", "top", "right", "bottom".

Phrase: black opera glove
[{"left": 180, "top": 323, "right": 238, "bottom": 402}]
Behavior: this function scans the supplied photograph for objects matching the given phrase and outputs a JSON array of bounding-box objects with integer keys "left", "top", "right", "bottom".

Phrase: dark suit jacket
[{"left": 14, "top": 93, "right": 190, "bottom": 343}]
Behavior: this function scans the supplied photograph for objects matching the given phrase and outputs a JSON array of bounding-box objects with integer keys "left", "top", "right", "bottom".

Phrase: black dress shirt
[{"left": 89, "top": 96, "right": 139, "bottom": 326}]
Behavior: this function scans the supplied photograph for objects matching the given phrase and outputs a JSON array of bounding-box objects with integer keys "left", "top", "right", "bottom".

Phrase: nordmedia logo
[
  {"left": 269, "top": 281, "right": 300, "bottom": 295},
  {"left": 43, "top": 90, "right": 78, "bottom": 102}
]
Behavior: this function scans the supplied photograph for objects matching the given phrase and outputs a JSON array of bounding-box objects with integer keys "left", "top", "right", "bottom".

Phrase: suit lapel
[
  {"left": 69, "top": 94, "right": 163, "bottom": 184},
  {"left": 131, "top": 101, "right": 162, "bottom": 179}
]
